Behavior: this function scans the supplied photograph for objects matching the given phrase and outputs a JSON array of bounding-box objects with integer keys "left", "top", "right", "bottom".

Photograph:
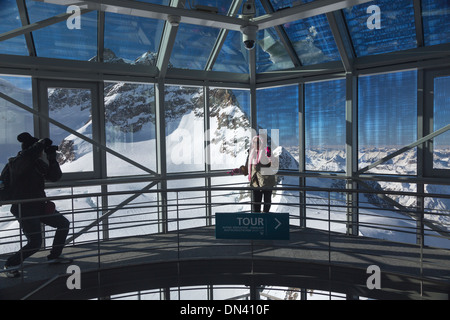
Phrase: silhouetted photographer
[{"left": 1, "top": 132, "right": 72, "bottom": 278}]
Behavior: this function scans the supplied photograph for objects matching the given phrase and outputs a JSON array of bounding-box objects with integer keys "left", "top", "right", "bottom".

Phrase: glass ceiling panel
[
  {"left": 255, "top": 1, "right": 294, "bottom": 72},
  {"left": 270, "top": 0, "right": 341, "bottom": 65},
  {"left": 0, "top": 0, "right": 29, "bottom": 56},
  {"left": 283, "top": 13, "right": 340, "bottom": 65},
  {"left": 343, "top": 0, "right": 417, "bottom": 57},
  {"left": 422, "top": 0, "right": 450, "bottom": 46},
  {"left": 104, "top": 12, "right": 165, "bottom": 65},
  {"left": 213, "top": 30, "right": 249, "bottom": 73},
  {"left": 136, "top": 0, "right": 170, "bottom": 4},
  {"left": 26, "top": 0, "right": 97, "bottom": 60},
  {"left": 170, "top": 23, "right": 220, "bottom": 70},
  {"left": 256, "top": 27, "right": 295, "bottom": 72},
  {"left": 183, "top": 0, "right": 233, "bottom": 15}
]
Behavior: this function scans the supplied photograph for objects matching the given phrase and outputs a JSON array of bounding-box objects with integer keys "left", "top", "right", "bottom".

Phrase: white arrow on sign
[{"left": 274, "top": 218, "right": 282, "bottom": 230}]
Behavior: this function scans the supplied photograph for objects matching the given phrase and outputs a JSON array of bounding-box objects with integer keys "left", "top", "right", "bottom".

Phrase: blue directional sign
[{"left": 215, "top": 212, "right": 289, "bottom": 240}]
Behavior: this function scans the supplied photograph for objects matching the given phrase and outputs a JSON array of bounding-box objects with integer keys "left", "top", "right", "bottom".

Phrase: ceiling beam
[
  {"left": 16, "top": 0, "right": 36, "bottom": 56},
  {"left": 1, "top": 42, "right": 449, "bottom": 85},
  {"left": 205, "top": 0, "right": 244, "bottom": 71},
  {"left": 326, "top": 10, "right": 355, "bottom": 73},
  {"left": 35, "top": 0, "right": 247, "bottom": 31},
  {"left": 412, "top": 0, "right": 424, "bottom": 47},
  {"left": 156, "top": 0, "right": 185, "bottom": 78},
  {"left": 252, "top": 0, "right": 375, "bottom": 30},
  {"left": 0, "top": 7, "right": 93, "bottom": 42},
  {"left": 35, "top": 0, "right": 375, "bottom": 32}
]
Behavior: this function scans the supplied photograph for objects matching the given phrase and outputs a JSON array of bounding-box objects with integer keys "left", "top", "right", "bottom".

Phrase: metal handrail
[{"left": 1, "top": 180, "right": 449, "bottom": 299}]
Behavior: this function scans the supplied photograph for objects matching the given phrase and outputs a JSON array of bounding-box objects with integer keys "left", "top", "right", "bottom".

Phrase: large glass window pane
[
  {"left": 433, "top": 75, "right": 450, "bottom": 170},
  {"left": 46, "top": 186, "right": 101, "bottom": 245},
  {"left": 104, "top": 13, "right": 165, "bottom": 64},
  {"left": 170, "top": 24, "right": 220, "bottom": 70},
  {"left": 306, "top": 178, "right": 347, "bottom": 233},
  {"left": 107, "top": 182, "right": 159, "bottom": 238},
  {"left": 266, "top": 0, "right": 341, "bottom": 67},
  {"left": 0, "top": 75, "right": 32, "bottom": 222},
  {"left": 305, "top": 79, "right": 346, "bottom": 172},
  {"left": 256, "top": 27, "right": 295, "bottom": 72},
  {"left": 358, "top": 70, "right": 417, "bottom": 175},
  {"left": 167, "top": 178, "right": 206, "bottom": 231},
  {"left": 424, "top": 183, "right": 450, "bottom": 249},
  {"left": 284, "top": 14, "right": 341, "bottom": 66},
  {"left": 213, "top": 30, "right": 249, "bottom": 73},
  {"left": 256, "top": 85, "right": 299, "bottom": 166},
  {"left": 343, "top": 0, "right": 417, "bottom": 56},
  {"left": 48, "top": 87, "right": 94, "bottom": 173},
  {"left": 26, "top": 0, "right": 97, "bottom": 60},
  {"left": 211, "top": 176, "right": 250, "bottom": 219},
  {"left": 0, "top": 75, "right": 33, "bottom": 167},
  {"left": 422, "top": 0, "right": 450, "bottom": 46},
  {"left": 208, "top": 88, "right": 251, "bottom": 170},
  {"left": 253, "top": 1, "right": 294, "bottom": 72},
  {"left": 0, "top": 0, "right": 28, "bottom": 55},
  {"left": 165, "top": 85, "right": 204, "bottom": 173},
  {"left": 105, "top": 81, "right": 157, "bottom": 176}
]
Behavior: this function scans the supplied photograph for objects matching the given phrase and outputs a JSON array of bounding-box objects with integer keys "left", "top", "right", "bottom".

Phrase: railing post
[
  {"left": 18, "top": 203, "right": 24, "bottom": 281},
  {"left": 346, "top": 179, "right": 359, "bottom": 236}
]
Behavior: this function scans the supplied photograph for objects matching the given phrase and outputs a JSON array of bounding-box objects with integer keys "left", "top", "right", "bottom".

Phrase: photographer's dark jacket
[{"left": 1, "top": 140, "right": 62, "bottom": 217}]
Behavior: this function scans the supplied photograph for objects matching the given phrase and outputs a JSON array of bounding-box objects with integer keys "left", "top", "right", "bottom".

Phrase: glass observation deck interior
[{"left": 1, "top": 0, "right": 450, "bottom": 300}]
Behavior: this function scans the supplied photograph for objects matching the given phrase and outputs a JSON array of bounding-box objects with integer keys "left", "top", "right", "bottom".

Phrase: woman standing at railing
[{"left": 244, "top": 134, "right": 278, "bottom": 213}]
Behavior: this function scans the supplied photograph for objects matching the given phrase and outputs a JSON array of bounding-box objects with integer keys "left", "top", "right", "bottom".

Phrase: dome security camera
[{"left": 240, "top": 25, "right": 258, "bottom": 50}]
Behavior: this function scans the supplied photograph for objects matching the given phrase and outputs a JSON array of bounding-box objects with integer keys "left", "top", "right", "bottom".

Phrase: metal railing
[{"left": 1, "top": 177, "right": 450, "bottom": 299}]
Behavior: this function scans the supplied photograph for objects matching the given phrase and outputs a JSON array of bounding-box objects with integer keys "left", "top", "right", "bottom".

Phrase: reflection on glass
[
  {"left": 254, "top": 0, "right": 294, "bottom": 72},
  {"left": 26, "top": 0, "right": 97, "bottom": 60},
  {"left": 0, "top": 0, "right": 28, "bottom": 55},
  {"left": 358, "top": 70, "right": 417, "bottom": 175},
  {"left": 305, "top": 79, "right": 346, "bottom": 172},
  {"left": 165, "top": 85, "right": 204, "bottom": 172},
  {"left": 105, "top": 81, "right": 157, "bottom": 176},
  {"left": 209, "top": 88, "right": 251, "bottom": 170},
  {"left": 170, "top": 24, "right": 220, "bottom": 70},
  {"left": 433, "top": 76, "right": 450, "bottom": 170},
  {"left": 0, "top": 76, "right": 33, "bottom": 167},
  {"left": 213, "top": 31, "right": 249, "bottom": 73},
  {"left": 186, "top": 0, "right": 233, "bottom": 15},
  {"left": 422, "top": 0, "right": 450, "bottom": 46},
  {"left": 256, "top": 28, "right": 295, "bottom": 72},
  {"left": 343, "top": 0, "right": 417, "bottom": 56},
  {"left": 48, "top": 87, "right": 93, "bottom": 173},
  {"left": 104, "top": 12, "right": 165, "bottom": 64},
  {"left": 256, "top": 85, "right": 299, "bottom": 166},
  {"left": 283, "top": 14, "right": 340, "bottom": 66}
]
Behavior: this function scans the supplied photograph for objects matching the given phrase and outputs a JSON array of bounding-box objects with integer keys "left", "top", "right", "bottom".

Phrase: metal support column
[
  {"left": 345, "top": 73, "right": 358, "bottom": 236},
  {"left": 298, "top": 83, "right": 306, "bottom": 228},
  {"left": 155, "top": 80, "right": 168, "bottom": 233}
]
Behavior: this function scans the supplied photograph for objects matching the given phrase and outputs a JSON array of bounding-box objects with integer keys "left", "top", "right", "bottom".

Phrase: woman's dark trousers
[{"left": 252, "top": 189, "right": 273, "bottom": 213}]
